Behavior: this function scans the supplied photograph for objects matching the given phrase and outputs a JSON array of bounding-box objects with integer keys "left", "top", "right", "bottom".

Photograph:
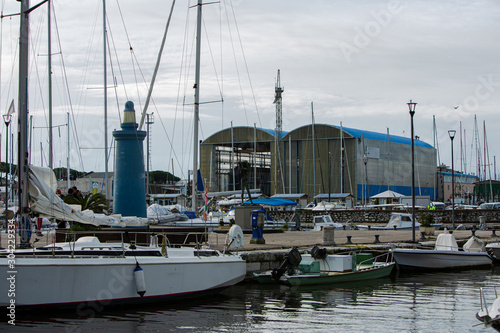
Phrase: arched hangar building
[{"left": 200, "top": 124, "right": 437, "bottom": 202}]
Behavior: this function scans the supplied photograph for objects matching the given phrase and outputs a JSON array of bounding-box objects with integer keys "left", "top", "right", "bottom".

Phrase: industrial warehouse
[{"left": 200, "top": 123, "right": 437, "bottom": 203}]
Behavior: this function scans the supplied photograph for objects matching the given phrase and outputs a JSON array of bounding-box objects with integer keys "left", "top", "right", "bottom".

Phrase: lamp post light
[
  {"left": 363, "top": 154, "right": 368, "bottom": 207},
  {"left": 3, "top": 113, "right": 12, "bottom": 229},
  {"left": 408, "top": 100, "right": 417, "bottom": 243},
  {"left": 448, "top": 129, "right": 456, "bottom": 229}
]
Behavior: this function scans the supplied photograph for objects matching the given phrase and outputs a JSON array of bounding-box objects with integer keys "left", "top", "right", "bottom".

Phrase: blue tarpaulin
[{"left": 243, "top": 198, "right": 297, "bottom": 206}]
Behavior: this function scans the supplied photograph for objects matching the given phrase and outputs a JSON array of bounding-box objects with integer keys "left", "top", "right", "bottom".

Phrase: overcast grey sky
[{"left": 1, "top": 0, "right": 499, "bottom": 180}]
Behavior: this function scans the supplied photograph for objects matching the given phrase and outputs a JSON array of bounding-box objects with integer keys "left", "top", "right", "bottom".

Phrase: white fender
[{"left": 134, "top": 263, "right": 146, "bottom": 297}]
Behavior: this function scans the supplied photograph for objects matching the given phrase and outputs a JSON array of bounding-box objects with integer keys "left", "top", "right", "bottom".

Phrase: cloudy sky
[{"left": 1, "top": 0, "right": 499, "bottom": 181}]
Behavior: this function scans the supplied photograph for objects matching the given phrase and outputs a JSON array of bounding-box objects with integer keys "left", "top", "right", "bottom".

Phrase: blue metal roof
[
  {"left": 314, "top": 193, "right": 353, "bottom": 199},
  {"left": 243, "top": 198, "right": 297, "bottom": 206},
  {"left": 256, "top": 127, "right": 288, "bottom": 139},
  {"left": 438, "top": 171, "right": 478, "bottom": 179},
  {"left": 340, "top": 126, "right": 434, "bottom": 149}
]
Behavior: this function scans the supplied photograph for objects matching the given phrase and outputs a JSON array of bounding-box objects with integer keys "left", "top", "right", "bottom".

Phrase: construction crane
[{"left": 273, "top": 70, "right": 285, "bottom": 194}]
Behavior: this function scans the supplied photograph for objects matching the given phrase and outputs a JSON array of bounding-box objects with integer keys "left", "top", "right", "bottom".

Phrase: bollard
[
  {"left": 393, "top": 225, "right": 397, "bottom": 231},
  {"left": 420, "top": 231, "right": 427, "bottom": 241},
  {"left": 368, "top": 225, "right": 371, "bottom": 230},
  {"left": 471, "top": 229, "right": 476, "bottom": 237},
  {"left": 346, "top": 235, "right": 353, "bottom": 244},
  {"left": 492, "top": 229, "right": 497, "bottom": 237},
  {"left": 449, "top": 230, "right": 454, "bottom": 234},
  {"left": 374, "top": 234, "right": 380, "bottom": 243},
  {"left": 322, "top": 226, "right": 335, "bottom": 246}
]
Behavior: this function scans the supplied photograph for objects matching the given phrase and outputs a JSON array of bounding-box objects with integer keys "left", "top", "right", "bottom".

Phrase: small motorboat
[
  {"left": 253, "top": 246, "right": 395, "bottom": 286},
  {"left": 391, "top": 230, "right": 493, "bottom": 270},
  {"left": 357, "top": 212, "right": 441, "bottom": 230},
  {"left": 311, "top": 215, "right": 350, "bottom": 231}
]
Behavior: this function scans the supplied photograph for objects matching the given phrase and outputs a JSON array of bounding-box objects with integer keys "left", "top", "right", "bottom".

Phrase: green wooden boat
[
  {"left": 284, "top": 261, "right": 395, "bottom": 286},
  {"left": 253, "top": 247, "right": 394, "bottom": 286}
]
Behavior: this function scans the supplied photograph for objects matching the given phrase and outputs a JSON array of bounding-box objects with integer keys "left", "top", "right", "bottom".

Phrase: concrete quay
[{"left": 208, "top": 229, "right": 500, "bottom": 278}]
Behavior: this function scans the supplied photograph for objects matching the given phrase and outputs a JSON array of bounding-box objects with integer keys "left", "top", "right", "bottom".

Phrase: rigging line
[
  {"left": 219, "top": 0, "right": 223, "bottom": 129},
  {"left": 2, "top": 18, "right": 18, "bottom": 112},
  {"left": 222, "top": 0, "right": 248, "bottom": 126},
  {"left": 227, "top": 0, "right": 261, "bottom": 128},
  {"left": 105, "top": 16, "right": 124, "bottom": 123},
  {"left": 138, "top": 0, "right": 176, "bottom": 130},
  {"left": 174, "top": 9, "right": 195, "bottom": 175},
  {"left": 29, "top": 14, "right": 49, "bottom": 130},
  {"left": 53, "top": 6, "right": 85, "bottom": 171},
  {"left": 131, "top": 49, "right": 142, "bottom": 119},
  {"left": 202, "top": 17, "right": 223, "bottom": 102},
  {"left": 0, "top": 5, "right": 3, "bottom": 122},
  {"left": 165, "top": 3, "right": 192, "bottom": 179},
  {"left": 103, "top": 9, "right": 136, "bottom": 120},
  {"left": 106, "top": 14, "right": 128, "bottom": 121},
  {"left": 126, "top": 44, "right": 186, "bottom": 178}
]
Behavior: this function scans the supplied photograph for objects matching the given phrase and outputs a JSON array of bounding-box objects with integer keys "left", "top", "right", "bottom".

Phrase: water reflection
[{"left": 3, "top": 268, "right": 499, "bottom": 332}]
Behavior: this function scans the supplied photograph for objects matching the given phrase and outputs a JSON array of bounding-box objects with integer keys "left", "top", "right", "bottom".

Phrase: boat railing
[
  {"left": 356, "top": 251, "right": 394, "bottom": 271},
  {"left": 34, "top": 229, "right": 212, "bottom": 257}
]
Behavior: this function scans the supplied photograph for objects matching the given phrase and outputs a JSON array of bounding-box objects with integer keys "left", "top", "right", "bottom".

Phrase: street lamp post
[
  {"left": 448, "top": 129, "right": 456, "bottom": 229},
  {"left": 3, "top": 113, "right": 12, "bottom": 229},
  {"left": 363, "top": 154, "right": 368, "bottom": 206},
  {"left": 408, "top": 100, "right": 417, "bottom": 243}
]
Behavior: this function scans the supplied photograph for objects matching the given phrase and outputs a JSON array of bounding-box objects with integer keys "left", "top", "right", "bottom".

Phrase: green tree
[
  {"left": 63, "top": 193, "right": 109, "bottom": 213},
  {"left": 148, "top": 170, "right": 179, "bottom": 183},
  {"left": 53, "top": 167, "right": 85, "bottom": 180}
]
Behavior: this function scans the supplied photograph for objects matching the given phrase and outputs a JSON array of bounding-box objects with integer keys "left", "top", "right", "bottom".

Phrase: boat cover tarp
[
  {"left": 147, "top": 204, "right": 183, "bottom": 223},
  {"left": 463, "top": 236, "right": 486, "bottom": 252},
  {"left": 434, "top": 230, "right": 459, "bottom": 251},
  {"left": 28, "top": 166, "right": 149, "bottom": 227},
  {"left": 243, "top": 198, "right": 297, "bottom": 206}
]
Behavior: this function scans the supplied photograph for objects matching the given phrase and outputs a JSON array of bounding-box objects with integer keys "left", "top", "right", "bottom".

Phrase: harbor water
[{"left": 2, "top": 267, "right": 500, "bottom": 332}]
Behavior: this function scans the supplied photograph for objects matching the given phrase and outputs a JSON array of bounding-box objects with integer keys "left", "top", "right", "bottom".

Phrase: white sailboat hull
[
  {"left": 0, "top": 250, "right": 245, "bottom": 308},
  {"left": 392, "top": 248, "right": 492, "bottom": 269}
]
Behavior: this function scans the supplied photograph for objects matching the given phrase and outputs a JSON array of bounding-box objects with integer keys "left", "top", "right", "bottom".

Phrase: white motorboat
[
  {"left": 0, "top": 235, "right": 245, "bottom": 308},
  {"left": 311, "top": 201, "right": 348, "bottom": 211},
  {"left": 391, "top": 230, "right": 493, "bottom": 270},
  {"left": 357, "top": 212, "right": 441, "bottom": 230},
  {"left": 485, "top": 243, "right": 500, "bottom": 260},
  {"left": 311, "top": 215, "right": 350, "bottom": 231}
]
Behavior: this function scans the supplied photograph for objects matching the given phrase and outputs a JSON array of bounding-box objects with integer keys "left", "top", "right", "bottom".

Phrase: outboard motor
[
  {"left": 271, "top": 247, "right": 302, "bottom": 281},
  {"left": 311, "top": 245, "right": 327, "bottom": 260}
]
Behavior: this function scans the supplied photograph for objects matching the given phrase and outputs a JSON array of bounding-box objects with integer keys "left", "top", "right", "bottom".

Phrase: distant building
[
  {"left": 58, "top": 171, "right": 114, "bottom": 199},
  {"left": 437, "top": 169, "right": 478, "bottom": 204},
  {"left": 200, "top": 124, "right": 437, "bottom": 202},
  {"left": 474, "top": 180, "right": 500, "bottom": 203}
]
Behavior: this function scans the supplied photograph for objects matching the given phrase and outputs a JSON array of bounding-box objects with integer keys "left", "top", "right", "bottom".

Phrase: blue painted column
[{"left": 113, "top": 101, "right": 147, "bottom": 217}]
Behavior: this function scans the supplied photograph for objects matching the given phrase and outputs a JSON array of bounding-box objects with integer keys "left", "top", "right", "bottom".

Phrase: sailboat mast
[
  {"left": 48, "top": 0, "right": 53, "bottom": 169},
  {"left": 67, "top": 112, "right": 70, "bottom": 187},
  {"left": 311, "top": 102, "right": 316, "bottom": 199},
  {"left": 340, "top": 121, "right": 343, "bottom": 194},
  {"left": 103, "top": 0, "right": 108, "bottom": 200},
  {"left": 192, "top": 0, "right": 202, "bottom": 212},
  {"left": 18, "top": 0, "right": 30, "bottom": 248}
]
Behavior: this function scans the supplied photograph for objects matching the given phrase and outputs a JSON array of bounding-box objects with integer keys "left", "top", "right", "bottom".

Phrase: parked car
[
  {"left": 478, "top": 202, "right": 500, "bottom": 209},
  {"left": 429, "top": 202, "right": 446, "bottom": 210}
]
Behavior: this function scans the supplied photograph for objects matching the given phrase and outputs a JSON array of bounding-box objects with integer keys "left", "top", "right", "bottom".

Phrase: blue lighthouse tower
[{"left": 112, "top": 101, "right": 147, "bottom": 217}]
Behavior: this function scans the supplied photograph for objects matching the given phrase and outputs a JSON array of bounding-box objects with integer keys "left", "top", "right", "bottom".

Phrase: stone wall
[{"left": 268, "top": 209, "right": 500, "bottom": 225}]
